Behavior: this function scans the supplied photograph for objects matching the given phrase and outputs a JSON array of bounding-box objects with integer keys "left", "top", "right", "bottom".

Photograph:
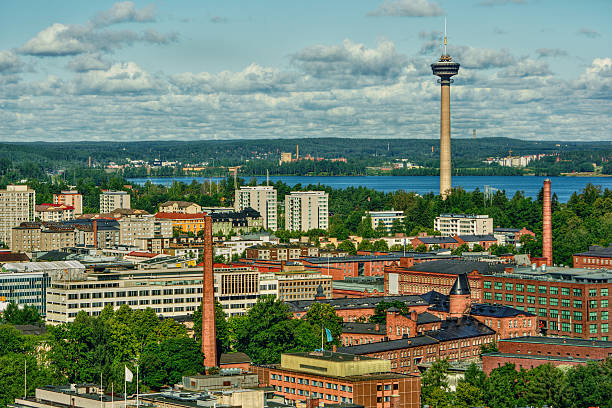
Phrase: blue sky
[{"left": 0, "top": 0, "right": 610, "bottom": 142}]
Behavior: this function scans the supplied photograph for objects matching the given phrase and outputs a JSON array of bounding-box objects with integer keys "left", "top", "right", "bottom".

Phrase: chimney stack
[
  {"left": 93, "top": 220, "right": 98, "bottom": 248},
  {"left": 202, "top": 215, "right": 217, "bottom": 369},
  {"left": 542, "top": 179, "right": 552, "bottom": 266}
]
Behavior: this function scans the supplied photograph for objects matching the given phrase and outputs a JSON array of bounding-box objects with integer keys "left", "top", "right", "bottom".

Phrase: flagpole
[
  {"left": 124, "top": 372, "right": 126, "bottom": 408},
  {"left": 136, "top": 366, "right": 139, "bottom": 408},
  {"left": 321, "top": 324, "right": 324, "bottom": 351},
  {"left": 100, "top": 372, "right": 103, "bottom": 408},
  {"left": 24, "top": 359, "right": 27, "bottom": 398}
]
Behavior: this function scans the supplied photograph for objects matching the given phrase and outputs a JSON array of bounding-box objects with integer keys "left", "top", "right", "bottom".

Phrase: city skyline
[{"left": 0, "top": 0, "right": 610, "bottom": 142}]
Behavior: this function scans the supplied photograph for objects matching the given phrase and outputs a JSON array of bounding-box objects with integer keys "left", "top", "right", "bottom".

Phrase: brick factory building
[
  {"left": 254, "top": 351, "right": 421, "bottom": 407},
  {"left": 482, "top": 336, "right": 612, "bottom": 374},
  {"left": 302, "top": 255, "right": 402, "bottom": 281},
  {"left": 573, "top": 245, "right": 612, "bottom": 269}
]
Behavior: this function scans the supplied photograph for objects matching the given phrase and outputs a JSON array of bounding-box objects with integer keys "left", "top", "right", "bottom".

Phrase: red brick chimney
[
  {"left": 202, "top": 215, "right": 217, "bottom": 369},
  {"left": 542, "top": 179, "right": 553, "bottom": 266}
]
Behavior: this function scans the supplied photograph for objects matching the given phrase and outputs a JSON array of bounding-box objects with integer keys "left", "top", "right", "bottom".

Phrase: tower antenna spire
[{"left": 443, "top": 17, "right": 447, "bottom": 55}]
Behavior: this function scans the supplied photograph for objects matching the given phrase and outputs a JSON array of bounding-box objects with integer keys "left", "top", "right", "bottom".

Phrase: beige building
[
  {"left": 53, "top": 190, "right": 83, "bottom": 215},
  {"left": 0, "top": 185, "right": 36, "bottom": 248},
  {"left": 159, "top": 200, "right": 202, "bottom": 214},
  {"left": 276, "top": 265, "right": 332, "bottom": 301},
  {"left": 99, "top": 190, "right": 130, "bottom": 213},
  {"left": 35, "top": 204, "right": 75, "bottom": 222},
  {"left": 285, "top": 191, "right": 329, "bottom": 232},
  {"left": 11, "top": 224, "right": 41, "bottom": 253},
  {"left": 434, "top": 214, "right": 493, "bottom": 236},
  {"left": 12, "top": 223, "right": 76, "bottom": 253},
  {"left": 234, "top": 186, "right": 277, "bottom": 231},
  {"left": 118, "top": 214, "right": 172, "bottom": 247}
]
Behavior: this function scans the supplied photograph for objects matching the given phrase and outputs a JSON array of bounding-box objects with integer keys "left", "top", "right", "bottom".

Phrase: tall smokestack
[
  {"left": 543, "top": 179, "right": 552, "bottom": 266},
  {"left": 202, "top": 215, "right": 217, "bottom": 369},
  {"left": 93, "top": 220, "right": 98, "bottom": 248},
  {"left": 89, "top": 156, "right": 92, "bottom": 168}
]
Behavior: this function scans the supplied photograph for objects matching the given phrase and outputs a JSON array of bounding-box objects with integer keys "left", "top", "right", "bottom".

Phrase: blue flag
[{"left": 325, "top": 327, "right": 333, "bottom": 343}]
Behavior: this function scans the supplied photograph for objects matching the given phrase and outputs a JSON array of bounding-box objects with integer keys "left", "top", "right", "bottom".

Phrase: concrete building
[
  {"left": 0, "top": 185, "right": 36, "bottom": 248},
  {"left": 118, "top": 214, "right": 172, "bottom": 247},
  {"left": 53, "top": 190, "right": 83, "bottom": 215},
  {"left": 159, "top": 200, "right": 202, "bottom": 214},
  {"left": 285, "top": 191, "right": 329, "bottom": 232},
  {"left": 234, "top": 186, "right": 277, "bottom": 231},
  {"left": 434, "top": 214, "right": 493, "bottom": 236},
  {"left": 365, "top": 210, "right": 405, "bottom": 233},
  {"left": 154, "top": 212, "right": 207, "bottom": 235},
  {"left": 210, "top": 208, "right": 263, "bottom": 235},
  {"left": 482, "top": 336, "right": 612, "bottom": 374},
  {"left": 493, "top": 227, "right": 535, "bottom": 248},
  {"left": 431, "top": 28, "right": 460, "bottom": 199},
  {"left": 275, "top": 263, "right": 332, "bottom": 301},
  {"left": 99, "top": 190, "right": 130, "bottom": 213},
  {"left": 255, "top": 351, "right": 421, "bottom": 407},
  {"left": 35, "top": 204, "right": 75, "bottom": 222},
  {"left": 302, "top": 255, "right": 401, "bottom": 281},
  {"left": 246, "top": 243, "right": 319, "bottom": 261}
]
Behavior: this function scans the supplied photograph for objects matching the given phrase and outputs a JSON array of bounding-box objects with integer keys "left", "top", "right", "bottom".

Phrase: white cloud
[
  {"left": 92, "top": 1, "right": 155, "bottom": 27},
  {"left": 450, "top": 46, "right": 516, "bottom": 69},
  {"left": 367, "top": 0, "right": 445, "bottom": 17},
  {"left": 67, "top": 53, "right": 111, "bottom": 72},
  {"left": 500, "top": 59, "right": 552, "bottom": 78},
  {"left": 574, "top": 58, "right": 612, "bottom": 99},
  {"left": 72, "top": 62, "right": 158, "bottom": 94},
  {"left": 0, "top": 50, "right": 25, "bottom": 74}
]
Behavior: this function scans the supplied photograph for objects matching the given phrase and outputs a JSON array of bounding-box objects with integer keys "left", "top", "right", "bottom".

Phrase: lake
[{"left": 127, "top": 175, "right": 612, "bottom": 202}]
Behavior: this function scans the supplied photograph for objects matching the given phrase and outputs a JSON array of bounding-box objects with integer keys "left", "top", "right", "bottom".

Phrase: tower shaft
[
  {"left": 202, "top": 215, "right": 217, "bottom": 368},
  {"left": 440, "top": 82, "right": 451, "bottom": 198}
]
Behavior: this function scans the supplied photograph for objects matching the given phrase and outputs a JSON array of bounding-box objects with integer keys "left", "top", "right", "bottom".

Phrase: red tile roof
[
  {"left": 127, "top": 251, "right": 159, "bottom": 258},
  {"left": 154, "top": 212, "right": 208, "bottom": 220}
]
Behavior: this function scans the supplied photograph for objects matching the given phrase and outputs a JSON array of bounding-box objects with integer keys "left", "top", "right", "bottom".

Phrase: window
[
  {"left": 573, "top": 300, "right": 582, "bottom": 308},
  {"left": 561, "top": 299, "right": 570, "bottom": 308},
  {"left": 590, "top": 300, "right": 598, "bottom": 308},
  {"left": 505, "top": 294, "right": 513, "bottom": 302},
  {"left": 561, "top": 322, "right": 571, "bottom": 332},
  {"left": 562, "top": 310, "right": 571, "bottom": 319},
  {"left": 561, "top": 288, "right": 570, "bottom": 296},
  {"left": 527, "top": 296, "right": 535, "bottom": 304},
  {"left": 516, "top": 295, "right": 524, "bottom": 303},
  {"left": 602, "top": 299, "right": 608, "bottom": 308},
  {"left": 539, "top": 308, "right": 547, "bottom": 317},
  {"left": 538, "top": 297, "right": 547, "bottom": 305},
  {"left": 527, "top": 307, "right": 536, "bottom": 314},
  {"left": 494, "top": 282, "right": 503, "bottom": 290},
  {"left": 602, "top": 288, "right": 609, "bottom": 297},
  {"left": 484, "top": 281, "right": 492, "bottom": 289},
  {"left": 549, "top": 286, "right": 558, "bottom": 295},
  {"left": 549, "top": 309, "right": 558, "bottom": 318},
  {"left": 602, "top": 323, "right": 609, "bottom": 333},
  {"left": 574, "top": 324, "right": 583, "bottom": 333},
  {"left": 602, "top": 311, "right": 608, "bottom": 320},
  {"left": 538, "top": 286, "right": 547, "bottom": 294},
  {"left": 515, "top": 284, "right": 524, "bottom": 292},
  {"left": 549, "top": 298, "right": 558, "bottom": 306},
  {"left": 484, "top": 292, "right": 492, "bottom": 300},
  {"left": 590, "top": 324, "right": 598, "bottom": 334},
  {"left": 573, "top": 288, "right": 582, "bottom": 297},
  {"left": 573, "top": 311, "right": 582, "bottom": 321},
  {"left": 589, "top": 288, "right": 597, "bottom": 297},
  {"left": 495, "top": 293, "right": 503, "bottom": 301},
  {"left": 505, "top": 283, "right": 513, "bottom": 291},
  {"left": 527, "top": 285, "right": 535, "bottom": 293}
]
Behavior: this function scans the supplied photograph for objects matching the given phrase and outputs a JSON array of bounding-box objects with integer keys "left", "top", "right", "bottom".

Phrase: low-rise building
[
  {"left": 35, "top": 204, "right": 75, "bottom": 222},
  {"left": 573, "top": 245, "right": 612, "bottom": 269},
  {"left": 246, "top": 243, "right": 319, "bottom": 261},
  {"left": 159, "top": 200, "right": 202, "bottom": 214},
  {"left": 493, "top": 227, "right": 535, "bottom": 248},
  {"left": 302, "top": 255, "right": 400, "bottom": 281},
  {"left": 154, "top": 212, "right": 207, "bottom": 235},
  {"left": 482, "top": 336, "right": 612, "bottom": 374},
  {"left": 411, "top": 236, "right": 459, "bottom": 250},
  {"left": 454, "top": 234, "right": 497, "bottom": 250},
  {"left": 275, "top": 263, "right": 332, "bottom": 301},
  {"left": 255, "top": 351, "right": 421, "bottom": 407}
]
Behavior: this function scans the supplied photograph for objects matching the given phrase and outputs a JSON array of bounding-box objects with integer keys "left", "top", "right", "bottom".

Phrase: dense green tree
[
  {"left": 369, "top": 301, "right": 410, "bottom": 324},
  {"left": 1, "top": 303, "right": 43, "bottom": 326},
  {"left": 372, "top": 239, "right": 389, "bottom": 252},
  {"left": 192, "top": 302, "right": 231, "bottom": 355},
  {"left": 303, "top": 303, "right": 343, "bottom": 347},
  {"left": 421, "top": 360, "right": 452, "bottom": 408},
  {"left": 337, "top": 240, "right": 357, "bottom": 255}
]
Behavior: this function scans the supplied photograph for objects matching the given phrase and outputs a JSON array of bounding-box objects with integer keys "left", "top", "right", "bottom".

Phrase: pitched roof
[
  {"left": 219, "top": 352, "right": 251, "bottom": 364},
  {"left": 417, "top": 312, "right": 441, "bottom": 324},
  {"left": 342, "top": 322, "right": 386, "bottom": 335},
  {"left": 0, "top": 252, "right": 30, "bottom": 262},
  {"left": 425, "top": 316, "right": 495, "bottom": 342},
  {"left": 337, "top": 335, "right": 438, "bottom": 354},
  {"left": 405, "top": 259, "right": 504, "bottom": 275},
  {"left": 456, "top": 234, "right": 497, "bottom": 242},
  {"left": 470, "top": 304, "right": 535, "bottom": 318},
  {"left": 286, "top": 295, "right": 429, "bottom": 313},
  {"left": 417, "top": 236, "right": 458, "bottom": 244},
  {"left": 449, "top": 274, "right": 471, "bottom": 295},
  {"left": 160, "top": 201, "right": 199, "bottom": 208},
  {"left": 154, "top": 212, "right": 208, "bottom": 220}
]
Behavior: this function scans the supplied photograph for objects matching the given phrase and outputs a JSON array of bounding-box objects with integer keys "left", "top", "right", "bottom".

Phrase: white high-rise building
[
  {"left": 118, "top": 214, "right": 173, "bottom": 247},
  {"left": 100, "top": 190, "right": 130, "bottom": 213},
  {"left": 0, "top": 185, "right": 36, "bottom": 248},
  {"left": 234, "top": 186, "right": 277, "bottom": 231},
  {"left": 285, "top": 191, "right": 329, "bottom": 232},
  {"left": 434, "top": 214, "right": 493, "bottom": 236}
]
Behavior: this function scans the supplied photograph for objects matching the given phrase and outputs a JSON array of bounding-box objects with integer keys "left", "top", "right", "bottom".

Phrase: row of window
[
  {"left": 484, "top": 282, "right": 608, "bottom": 298},
  {"left": 271, "top": 375, "right": 353, "bottom": 392},
  {"left": 547, "top": 322, "right": 609, "bottom": 334},
  {"left": 483, "top": 292, "right": 608, "bottom": 309}
]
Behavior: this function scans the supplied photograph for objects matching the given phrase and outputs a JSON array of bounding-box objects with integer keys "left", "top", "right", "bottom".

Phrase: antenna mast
[{"left": 443, "top": 17, "right": 448, "bottom": 55}]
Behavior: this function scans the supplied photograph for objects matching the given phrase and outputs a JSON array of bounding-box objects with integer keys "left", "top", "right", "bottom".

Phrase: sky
[{"left": 0, "top": 0, "right": 610, "bottom": 142}]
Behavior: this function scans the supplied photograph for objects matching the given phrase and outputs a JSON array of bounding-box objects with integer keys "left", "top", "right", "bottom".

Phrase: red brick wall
[
  {"left": 498, "top": 339, "right": 611, "bottom": 359},
  {"left": 482, "top": 354, "right": 585, "bottom": 374}
]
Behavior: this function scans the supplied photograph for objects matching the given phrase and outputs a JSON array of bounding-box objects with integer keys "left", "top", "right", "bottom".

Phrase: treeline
[{"left": 422, "top": 359, "right": 612, "bottom": 408}]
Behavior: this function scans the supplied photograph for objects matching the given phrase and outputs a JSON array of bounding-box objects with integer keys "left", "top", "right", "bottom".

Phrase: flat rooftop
[
  {"left": 483, "top": 352, "right": 601, "bottom": 363},
  {"left": 500, "top": 336, "right": 612, "bottom": 348}
]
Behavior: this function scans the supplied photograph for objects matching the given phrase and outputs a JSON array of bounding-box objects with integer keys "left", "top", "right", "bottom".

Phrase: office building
[
  {"left": 285, "top": 191, "right": 329, "bottom": 232},
  {"left": 99, "top": 190, "right": 130, "bottom": 213},
  {"left": 255, "top": 351, "right": 421, "bottom": 407},
  {"left": 53, "top": 190, "right": 83, "bottom": 215},
  {"left": 234, "top": 186, "right": 277, "bottom": 230},
  {"left": 365, "top": 210, "right": 405, "bottom": 233},
  {"left": 118, "top": 214, "right": 172, "bottom": 247},
  {"left": 0, "top": 185, "right": 36, "bottom": 248},
  {"left": 434, "top": 214, "right": 493, "bottom": 236}
]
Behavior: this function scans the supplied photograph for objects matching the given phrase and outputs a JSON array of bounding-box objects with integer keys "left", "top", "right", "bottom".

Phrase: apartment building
[
  {"left": 275, "top": 264, "right": 332, "bottom": 301},
  {"left": 234, "top": 186, "right": 277, "bottom": 231},
  {"left": 246, "top": 243, "right": 319, "bottom": 261},
  {"left": 0, "top": 185, "right": 36, "bottom": 248},
  {"left": 118, "top": 214, "right": 172, "bottom": 247},
  {"left": 35, "top": 204, "right": 75, "bottom": 222},
  {"left": 285, "top": 191, "right": 329, "bottom": 232},
  {"left": 154, "top": 212, "right": 207, "bottom": 235},
  {"left": 159, "top": 200, "right": 202, "bottom": 214},
  {"left": 99, "top": 190, "right": 130, "bottom": 213},
  {"left": 53, "top": 190, "right": 83, "bottom": 215},
  {"left": 434, "top": 214, "right": 493, "bottom": 236},
  {"left": 256, "top": 351, "right": 421, "bottom": 407},
  {"left": 365, "top": 210, "right": 405, "bottom": 233},
  {"left": 210, "top": 208, "right": 263, "bottom": 235}
]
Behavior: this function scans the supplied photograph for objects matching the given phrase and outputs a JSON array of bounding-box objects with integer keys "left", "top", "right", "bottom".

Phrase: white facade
[
  {"left": 366, "top": 210, "right": 405, "bottom": 233},
  {"left": 36, "top": 205, "right": 75, "bottom": 222},
  {"left": 100, "top": 191, "right": 131, "bottom": 213},
  {"left": 0, "top": 185, "right": 36, "bottom": 248},
  {"left": 118, "top": 215, "right": 172, "bottom": 247},
  {"left": 54, "top": 191, "right": 83, "bottom": 215},
  {"left": 285, "top": 191, "right": 329, "bottom": 232},
  {"left": 234, "top": 186, "right": 277, "bottom": 231},
  {"left": 434, "top": 214, "right": 493, "bottom": 236}
]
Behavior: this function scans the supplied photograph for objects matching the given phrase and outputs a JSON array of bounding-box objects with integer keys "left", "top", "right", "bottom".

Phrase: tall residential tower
[{"left": 431, "top": 21, "right": 460, "bottom": 199}]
